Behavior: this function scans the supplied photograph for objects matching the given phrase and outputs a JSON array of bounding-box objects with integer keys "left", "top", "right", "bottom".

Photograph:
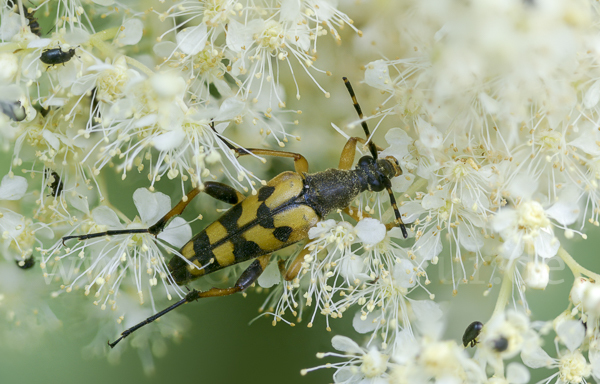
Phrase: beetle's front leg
[{"left": 338, "top": 137, "right": 385, "bottom": 170}]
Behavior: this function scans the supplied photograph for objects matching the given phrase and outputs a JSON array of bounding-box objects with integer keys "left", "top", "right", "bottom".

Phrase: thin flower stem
[
  {"left": 492, "top": 262, "right": 515, "bottom": 316},
  {"left": 557, "top": 246, "right": 600, "bottom": 283}
]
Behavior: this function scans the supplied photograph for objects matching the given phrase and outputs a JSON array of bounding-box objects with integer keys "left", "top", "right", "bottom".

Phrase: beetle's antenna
[
  {"left": 343, "top": 77, "right": 378, "bottom": 159},
  {"left": 109, "top": 293, "right": 194, "bottom": 348},
  {"left": 383, "top": 179, "right": 408, "bottom": 238},
  {"left": 209, "top": 120, "right": 252, "bottom": 156}
]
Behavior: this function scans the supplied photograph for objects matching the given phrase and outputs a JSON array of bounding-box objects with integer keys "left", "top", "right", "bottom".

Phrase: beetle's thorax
[
  {"left": 302, "top": 156, "right": 401, "bottom": 218},
  {"left": 302, "top": 168, "right": 364, "bottom": 218}
]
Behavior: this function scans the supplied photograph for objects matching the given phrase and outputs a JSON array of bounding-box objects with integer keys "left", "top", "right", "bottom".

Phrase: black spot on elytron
[
  {"left": 257, "top": 203, "right": 274, "bottom": 228},
  {"left": 257, "top": 186, "right": 275, "bottom": 201},
  {"left": 220, "top": 203, "right": 243, "bottom": 233},
  {"left": 233, "top": 237, "right": 262, "bottom": 262},
  {"left": 273, "top": 226, "right": 293, "bottom": 242}
]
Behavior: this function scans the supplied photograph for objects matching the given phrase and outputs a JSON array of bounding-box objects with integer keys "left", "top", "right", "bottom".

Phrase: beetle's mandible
[{"left": 62, "top": 78, "right": 409, "bottom": 348}]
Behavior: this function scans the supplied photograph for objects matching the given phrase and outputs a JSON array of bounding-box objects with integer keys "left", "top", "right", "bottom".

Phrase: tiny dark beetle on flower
[
  {"left": 463, "top": 321, "right": 483, "bottom": 347},
  {"left": 45, "top": 169, "right": 63, "bottom": 197},
  {"left": 15, "top": 256, "right": 35, "bottom": 270},
  {"left": 62, "top": 78, "right": 409, "bottom": 348},
  {"left": 40, "top": 47, "right": 77, "bottom": 66},
  {"left": 492, "top": 336, "right": 508, "bottom": 352}
]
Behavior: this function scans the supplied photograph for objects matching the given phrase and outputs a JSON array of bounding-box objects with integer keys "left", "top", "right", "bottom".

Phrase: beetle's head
[{"left": 357, "top": 155, "right": 403, "bottom": 192}]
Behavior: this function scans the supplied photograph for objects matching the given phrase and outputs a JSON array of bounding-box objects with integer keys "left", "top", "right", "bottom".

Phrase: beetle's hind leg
[{"left": 109, "top": 254, "right": 271, "bottom": 348}]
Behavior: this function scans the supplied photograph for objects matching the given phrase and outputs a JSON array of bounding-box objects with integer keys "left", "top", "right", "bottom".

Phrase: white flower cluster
[
  {"left": 2, "top": 0, "right": 600, "bottom": 382},
  {"left": 0, "top": 0, "right": 358, "bottom": 374}
]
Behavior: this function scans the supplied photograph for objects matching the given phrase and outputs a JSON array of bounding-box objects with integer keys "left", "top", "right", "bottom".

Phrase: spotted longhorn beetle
[{"left": 62, "top": 78, "right": 409, "bottom": 348}]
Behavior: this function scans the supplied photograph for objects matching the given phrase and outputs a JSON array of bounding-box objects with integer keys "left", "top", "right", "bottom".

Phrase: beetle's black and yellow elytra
[
  {"left": 463, "top": 321, "right": 484, "bottom": 347},
  {"left": 62, "top": 77, "right": 408, "bottom": 347},
  {"left": 40, "top": 47, "right": 76, "bottom": 66}
]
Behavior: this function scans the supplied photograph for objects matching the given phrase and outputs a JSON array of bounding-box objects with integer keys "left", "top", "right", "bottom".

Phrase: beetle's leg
[
  {"left": 279, "top": 247, "right": 310, "bottom": 281},
  {"left": 209, "top": 121, "right": 309, "bottom": 173},
  {"left": 236, "top": 148, "right": 309, "bottom": 174},
  {"left": 63, "top": 182, "right": 245, "bottom": 244},
  {"left": 148, "top": 182, "right": 245, "bottom": 235},
  {"left": 108, "top": 254, "right": 271, "bottom": 348},
  {"left": 338, "top": 137, "right": 384, "bottom": 171}
]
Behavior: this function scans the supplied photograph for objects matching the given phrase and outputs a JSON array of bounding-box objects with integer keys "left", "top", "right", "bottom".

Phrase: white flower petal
[
  {"left": 364, "top": 60, "right": 393, "bottom": 92},
  {"left": 413, "top": 229, "right": 442, "bottom": 261},
  {"left": 338, "top": 253, "right": 368, "bottom": 283},
  {"left": 279, "top": 0, "right": 301, "bottom": 22},
  {"left": 257, "top": 260, "right": 280, "bottom": 288},
  {"left": 119, "top": 19, "right": 143, "bottom": 46},
  {"left": 71, "top": 73, "right": 97, "bottom": 96},
  {"left": 67, "top": 194, "right": 89, "bottom": 215},
  {"left": 159, "top": 217, "right": 192, "bottom": 248},
  {"left": 217, "top": 97, "right": 246, "bottom": 120},
  {"left": 410, "top": 299, "right": 443, "bottom": 322},
  {"left": 153, "top": 41, "right": 177, "bottom": 58},
  {"left": 417, "top": 118, "right": 443, "bottom": 149},
  {"left": 506, "top": 362, "right": 530, "bottom": 384},
  {"left": 421, "top": 192, "right": 445, "bottom": 210},
  {"left": 557, "top": 320, "right": 585, "bottom": 352},
  {"left": 153, "top": 129, "right": 186, "bottom": 152},
  {"left": 92, "top": 206, "right": 121, "bottom": 227},
  {"left": 534, "top": 230, "right": 559, "bottom": 259},
  {"left": 521, "top": 345, "right": 553, "bottom": 369},
  {"left": 331, "top": 335, "right": 363, "bottom": 354},
  {"left": 355, "top": 218, "right": 386, "bottom": 245},
  {"left": 458, "top": 226, "right": 484, "bottom": 252},
  {"left": 352, "top": 310, "right": 381, "bottom": 334},
  {"left": 0, "top": 175, "right": 27, "bottom": 200},
  {"left": 133, "top": 188, "right": 171, "bottom": 225},
  {"left": 42, "top": 130, "right": 60, "bottom": 151},
  {"left": 225, "top": 19, "right": 256, "bottom": 52},
  {"left": 176, "top": 23, "right": 208, "bottom": 55},
  {"left": 546, "top": 201, "right": 579, "bottom": 226},
  {"left": 392, "top": 259, "right": 417, "bottom": 288},
  {"left": 584, "top": 80, "right": 600, "bottom": 109}
]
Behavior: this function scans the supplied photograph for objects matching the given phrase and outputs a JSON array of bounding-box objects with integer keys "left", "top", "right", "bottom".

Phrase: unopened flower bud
[{"left": 525, "top": 262, "right": 549, "bottom": 290}]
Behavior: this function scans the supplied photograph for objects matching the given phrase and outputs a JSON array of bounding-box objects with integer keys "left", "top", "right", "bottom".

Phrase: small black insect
[
  {"left": 492, "top": 336, "right": 509, "bottom": 352},
  {"left": 40, "top": 47, "right": 77, "bottom": 66},
  {"left": 7, "top": 0, "right": 40, "bottom": 36},
  {"left": 0, "top": 100, "right": 26, "bottom": 121},
  {"left": 16, "top": 256, "right": 35, "bottom": 269},
  {"left": 46, "top": 169, "right": 63, "bottom": 197},
  {"left": 463, "top": 321, "right": 483, "bottom": 347}
]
